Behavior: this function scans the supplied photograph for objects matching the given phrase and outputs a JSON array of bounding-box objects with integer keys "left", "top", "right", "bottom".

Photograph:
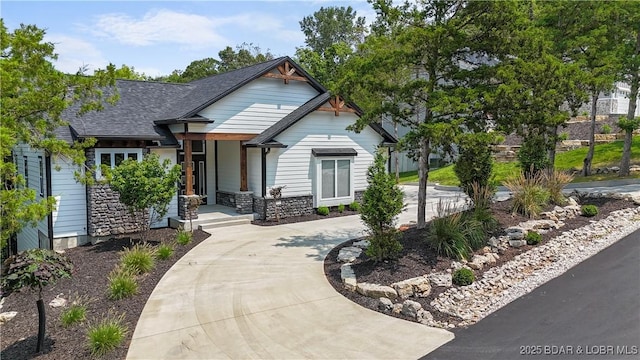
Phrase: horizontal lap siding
[
  {"left": 268, "top": 111, "right": 381, "bottom": 197},
  {"left": 50, "top": 156, "right": 87, "bottom": 238},
  {"left": 15, "top": 144, "right": 48, "bottom": 251},
  {"left": 150, "top": 149, "right": 178, "bottom": 228},
  {"left": 197, "top": 78, "right": 319, "bottom": 133},
  {"left": 217, "top": 141, "right": 240, "bottom": 192}
]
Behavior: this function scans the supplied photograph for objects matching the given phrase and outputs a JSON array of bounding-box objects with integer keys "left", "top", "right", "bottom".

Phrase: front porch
[{"left": 169, "top": 204, "right": 257, "bottom": 231}]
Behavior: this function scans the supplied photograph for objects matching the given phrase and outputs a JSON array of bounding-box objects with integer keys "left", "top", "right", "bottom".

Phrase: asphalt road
[{"left": 423, "top": 228, "right": 640, "bottom": 360}]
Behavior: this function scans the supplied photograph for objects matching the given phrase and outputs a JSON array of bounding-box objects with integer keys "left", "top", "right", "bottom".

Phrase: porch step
[{"left": 198, "top": 218, "right": 251, "bottom": 231}]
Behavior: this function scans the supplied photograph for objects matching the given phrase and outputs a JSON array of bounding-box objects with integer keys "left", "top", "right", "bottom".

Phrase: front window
[
  {"left": 95, "top": 148, "right": 143, "bottom": 178},
  {"left": 316, "top": 157, "right": 354, "bottom": 206}
]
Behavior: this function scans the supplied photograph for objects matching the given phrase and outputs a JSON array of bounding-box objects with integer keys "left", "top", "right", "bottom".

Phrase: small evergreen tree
[
  {"left": 360, "top": 151, "right": 405, "bottom": 261},
  {"left": 454, "top": 133, "right": 497, "bottom": 200},
  {"left": 108, "top": 154, "right": 181, "bottom": 240}
]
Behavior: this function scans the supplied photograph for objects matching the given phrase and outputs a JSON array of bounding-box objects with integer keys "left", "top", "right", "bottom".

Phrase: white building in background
[{"left": 577, "top": 82, "right": 640, "bottom": 117}]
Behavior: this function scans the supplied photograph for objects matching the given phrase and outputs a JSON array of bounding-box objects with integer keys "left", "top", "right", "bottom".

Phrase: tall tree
[
  {"left": 157, "top": 43, "right": 274, "bottom": 83},
  {"left": 542, "top": 1, "right": 622, "bottom": 176},
  {"left": 113, "top": 64, "right": 148, "bottom": 80},
  {"left": 618, "top": 2, "right": 640, "bottom": 177},
  {"left": 341, "top": 0, "right": 515, "bottom": 229},
  {"left": 0, "top": 21, "right": 116, "bottom": 249},
  {"left": 295, "top": 6, "right": 367, "bottom": 90}
]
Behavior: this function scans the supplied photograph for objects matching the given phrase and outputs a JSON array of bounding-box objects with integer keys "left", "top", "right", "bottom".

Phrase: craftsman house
[{"left": 13, "top": 57, "right": 396, "bottom": 251}]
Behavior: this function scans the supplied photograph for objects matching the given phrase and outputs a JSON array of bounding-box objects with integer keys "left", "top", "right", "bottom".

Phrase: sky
[{"left": 2, "top": 0, "right": 375, "bottom": 77}]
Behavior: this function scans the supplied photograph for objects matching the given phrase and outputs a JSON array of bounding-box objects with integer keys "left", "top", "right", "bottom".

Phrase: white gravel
[{"left": 430, "top": 206, "right": 640, "bottom": 327}]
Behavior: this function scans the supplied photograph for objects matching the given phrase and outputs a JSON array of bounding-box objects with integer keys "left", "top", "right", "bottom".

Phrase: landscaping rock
[
  {"left": 352, "top": 240, "right": 370, "bottom": 249},
  {"left": 377, "top": 297, "right": 393, "bottom": 312},
  {"left": 509, "top": 239, "right": 527, "bottom": 248},
  {"left": 340, "top": 264, "right": 357, "bottom": 291},
  {"left": 506, "top": 226, "right": 526, "bottom": 240},
  {"left": 337, "top": 246, "right": 362, "bottom": 262},
  {"left": 417, "top": 309, "right": 434, "bottom": 325},
  {"left": 401, "top": 300, "right": 422, "bottom": 319},
  {"left": 356, "top": 283, "right": 398, "bottom": 300},
  {"left": 49, "top": 295, "right": 67, "bottom": 308},
  {"left": 391, "top": 276, "right": 431, "bottom": 298},
  {"left": 0, "top": 311, "right": 17, "bottom": 324},
  {"left": 428, "top": 272, "right": 453, "bottom": 287},
  {"left": 392, "top": 303, "right": 403, "bottom": 314}
]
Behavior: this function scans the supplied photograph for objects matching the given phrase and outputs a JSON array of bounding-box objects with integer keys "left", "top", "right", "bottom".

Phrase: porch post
[
  {"left": 240, "top": 143, "right": 248, "bottom": 191},
  {"left": 184, "top": 139, "right": 194, "bottom": 195}
]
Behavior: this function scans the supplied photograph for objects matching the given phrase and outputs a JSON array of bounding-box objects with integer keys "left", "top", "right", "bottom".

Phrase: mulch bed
[
  {"left": 324, "top": 197, "right": 636, "bottom": 329},
  {"left": 252, "top": 209, "right": 359, "bottom": 226},
  {"left": 1, "top": 228, "right": 209, "bottom": 360}
]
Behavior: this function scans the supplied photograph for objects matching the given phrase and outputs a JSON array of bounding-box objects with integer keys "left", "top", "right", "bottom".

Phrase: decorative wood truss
[
  {"left": 262, "top": 61, "right": 308, "bottom": 84},
  {"left": 317, "top": 95, "right": 357, "bottom": 116}
]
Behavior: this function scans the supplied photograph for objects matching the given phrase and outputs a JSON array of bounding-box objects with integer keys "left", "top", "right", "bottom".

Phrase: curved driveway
[{"left": 127, "top": 186, "right": 457, "bottom": 359}]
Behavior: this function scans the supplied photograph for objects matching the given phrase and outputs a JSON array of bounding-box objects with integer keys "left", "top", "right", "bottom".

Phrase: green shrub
[
  {"left": 468, "top": 182, "right": 496, "bottom": 211},
  {"left": 365, "top": 230, "right": 403, "bottom": 261},
  {"left": 503, "top": 171, "right": 550, "bottom": 218},
  {"left": 338, "top": 204, "right": 345, "bottom": 213},
  {"left": 452, "top": 268, "right": 475, "bottom": 286},
  {"left": 349, "top": 201, "right": 360, "bottom": 212},
  {"left": 518, "top": 135, "right": 550, "bottom": 177},
  {"left": 601, "top": 124, "right": 612, "bottom": 134},
  {"left": 425, "top": 201, "right": 474, "bottom": 260},
  {"left": 317, "top": 206, "right": 329, "bottom": 216},
  {"left": 526, "top": 231, "right": 542, "bottom": 245},
  {"left": 470, "top": 206, "right": 498, "bottom": 235},
  {"left": 361, "top": 152, "right": 405, "bottom": 261},
  {"left": 107, "top": 268, "right": 138, "bottom": 300},
  {"left": 454, "top": 133, "right": 497, "bottom": 200},
  {"left": 86, "top": 312, "right": 128, "bottom": 357},
  {"left": 581, "top": 204, "right": 598, "bottom": 217},
  {"left": 120, "top": 243, "right": 155, "bottom": 275},
  {"left": 60, "top": 301, "right": 87, "bottom": 327},
  {"left": 156, "top": 243, "right": 174, "bottom": 260},
  {"left": 176, "top": 229, "right": 192, "bottom": 246}
]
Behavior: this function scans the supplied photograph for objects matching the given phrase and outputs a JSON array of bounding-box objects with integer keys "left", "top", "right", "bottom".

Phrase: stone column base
[
  {"left": 235, "top": 191, "right": 254, "bottom": 214},
  {"left": 179, "top": 195, "right": 200, "bottom": 220}
]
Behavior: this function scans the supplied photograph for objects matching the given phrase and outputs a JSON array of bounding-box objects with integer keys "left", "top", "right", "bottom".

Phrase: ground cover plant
[{"left": 0, "top": 228, "right": 209, "bottom": 360}]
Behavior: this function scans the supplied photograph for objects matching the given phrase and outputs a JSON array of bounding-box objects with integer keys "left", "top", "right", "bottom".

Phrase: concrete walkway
[
  {"left": 127, "top": 183, "right": 639, "bottom": 359},
  {"left": 127, "top": 186, "right": 459, "bottom": 359}
]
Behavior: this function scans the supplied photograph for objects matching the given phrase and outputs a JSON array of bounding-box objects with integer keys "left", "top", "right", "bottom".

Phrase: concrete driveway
[{"left": 127, "top": 186, "right": 457, "bottom": 359}]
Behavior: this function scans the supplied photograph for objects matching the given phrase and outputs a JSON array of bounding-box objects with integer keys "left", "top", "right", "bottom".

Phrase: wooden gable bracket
[
  {"left": 262, "top": 61, "right": 309, "bottom": 84},
  {"left": 317, "top": 95, "right": 357, "bottom": 116}
]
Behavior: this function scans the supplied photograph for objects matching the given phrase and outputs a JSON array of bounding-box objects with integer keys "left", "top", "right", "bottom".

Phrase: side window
[
  {"left": 23, "top": 156, "right": 29, "bottom": 189},
  {"left": 95, "top": 149, "right": 143, "bottom": 178},
  {"left": 39, "top": 156, "right": 44, "bottom": 197}
]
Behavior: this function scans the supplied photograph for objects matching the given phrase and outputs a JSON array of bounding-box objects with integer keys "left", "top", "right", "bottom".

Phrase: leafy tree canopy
[{"left": 0, "top": 20, "right": 117, "bottom": 249}]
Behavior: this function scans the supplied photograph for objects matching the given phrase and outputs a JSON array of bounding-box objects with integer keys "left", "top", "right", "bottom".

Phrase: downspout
[
  {"left": 45, "top": 154, "right": 54, "bottom": 250},
  {"left": 261, "top": 147, "right": 271, "bottom": 221}
]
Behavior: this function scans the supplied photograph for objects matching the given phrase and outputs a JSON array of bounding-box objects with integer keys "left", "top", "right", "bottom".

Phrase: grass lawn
[{"left": 399, "top": 137, "right": 640, "bottom": 186}]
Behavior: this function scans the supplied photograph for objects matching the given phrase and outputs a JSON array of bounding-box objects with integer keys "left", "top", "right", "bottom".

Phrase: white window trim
[
  {"left": 95, "top": 148, "right": 143, "bottom": 179},
  {"left": 314, "top": 156, "right": 354, "bottom": 207}
]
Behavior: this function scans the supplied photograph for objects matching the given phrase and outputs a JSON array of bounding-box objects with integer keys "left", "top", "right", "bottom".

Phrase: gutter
[{"left": 45, "top": 154, "right": 54, "bottom": 250}]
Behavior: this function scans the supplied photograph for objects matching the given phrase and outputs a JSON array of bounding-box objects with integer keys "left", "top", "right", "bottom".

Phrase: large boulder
[
  {"left": 506, "top": 226, "right": 526, "bottom": 240},
  {"left": 340, "top": 264, "right": 357, "bottom": 291},
  {"left": 391, "top": 276, "right": 432, "bottom": 298},
  {"left": 428, "top": 272, "right": 453, "bottom": 287},
  {"left": 401, "top": 300, "right": 423, "bottom": 319},
  {"left": 337, "top": 246, "right": 362, "bottom": 262},
  {"left": 356, "top": 283, "right": 398, "bottom": 300}
]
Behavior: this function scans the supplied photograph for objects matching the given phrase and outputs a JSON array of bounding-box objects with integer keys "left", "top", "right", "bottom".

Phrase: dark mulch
[
  {"left": 1, "top": 228, "right": 209, "bottom": 360},
  {"left": 252, "top": 209, "right": 359, "bottom": 226},
  {"left": 324, "top": 197, "right": 636, "bottom": 328}
]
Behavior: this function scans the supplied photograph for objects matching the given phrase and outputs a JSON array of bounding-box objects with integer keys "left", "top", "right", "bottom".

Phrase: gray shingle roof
[{"left": 59, "top": 56, "right": 326, "bottom": 144}]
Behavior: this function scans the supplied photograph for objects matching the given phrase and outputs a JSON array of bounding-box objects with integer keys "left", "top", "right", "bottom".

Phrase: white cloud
[
  {"left": 47, "top": 34, "right": 108, "bottom": 74},
  {"left": 90, "top": 9, "right": 229, "bottom": 49},
  {"left": 218, "top": 13, "right": 305, "bottom": 49}
]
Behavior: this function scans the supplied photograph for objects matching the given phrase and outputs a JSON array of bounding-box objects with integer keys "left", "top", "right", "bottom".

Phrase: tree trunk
[
  {"left": 394, "top": 122, "right": 399, "bottom": 182},
  {"left": 36, "top": 298, "right": 46, "bottom": 353},
  {"left": 582, "top": 89, "right": 599, "bottom": 177},
  {"left": 620, "top": 71, "right": 639, "bottom": 176},
  {"left": 417, "top": 138, "right": 431, "bottom": 229},
  {"left": 548, "top": 125, "right": 559, "bottom": 172}
]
